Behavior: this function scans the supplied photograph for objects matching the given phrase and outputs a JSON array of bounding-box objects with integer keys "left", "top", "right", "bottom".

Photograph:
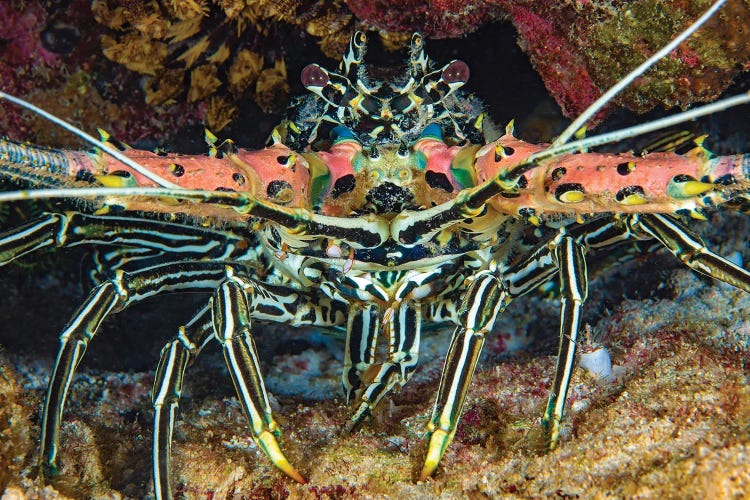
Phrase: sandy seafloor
[{"left": 0, "top": 206, "right": 748, "bottom": 499}]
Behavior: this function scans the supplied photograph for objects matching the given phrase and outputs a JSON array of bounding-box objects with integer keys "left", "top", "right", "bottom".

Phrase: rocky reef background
[{"left": 1, "top": 0, "right": 750, "bottom": 498}]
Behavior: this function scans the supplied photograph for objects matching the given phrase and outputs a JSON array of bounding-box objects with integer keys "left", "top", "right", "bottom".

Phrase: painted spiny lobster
[{"left": 1, "top": 1, "right": 749, "bottom": 497}]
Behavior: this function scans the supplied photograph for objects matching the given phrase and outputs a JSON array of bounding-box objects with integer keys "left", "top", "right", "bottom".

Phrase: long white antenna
[
  {"left": 0, "top": 185, "right": 245, "bottom": 204},
  {"left": 509, "top": 91, "right": 750, "bottom": 178},
  {"left": 0, "top": 91, "right": 181, "bottom": 189},
  {"left": 552, "top": 0, "right": 727, "bottom": 147}
]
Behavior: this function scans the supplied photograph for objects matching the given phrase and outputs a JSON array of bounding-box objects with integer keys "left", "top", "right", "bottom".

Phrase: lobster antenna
[
  {"left": 0, "top": 91, "right": 181, "bottom": 189},
  {"left": 0, "top": 185, "right": 248, "bottom": 206},
  {"left": 508, "top": 90, "right": 750, "bottom": 179},
  {"left": 552, "top": 0, "right": 726, "bottom": 147}
]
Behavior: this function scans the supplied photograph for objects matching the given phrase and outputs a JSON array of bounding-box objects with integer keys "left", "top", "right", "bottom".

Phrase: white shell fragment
[{"left": 579, "top": 346, "right": 613, "bottom": 381}]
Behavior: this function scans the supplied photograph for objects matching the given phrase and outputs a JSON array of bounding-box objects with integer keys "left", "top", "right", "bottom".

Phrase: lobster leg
[
  {"left": 0, "top": 211, "right": 254, "bottom": 266},
  {"left": 421, "top": 272, "right": 511, "bottom": 480},
  {"left": 541, "top": 235, "right": 589, "bottom": 448},
  {"left": 39, "top": 261, "right": 230, "bottom": 478},
  {"left": 346, "top": 301, "right": 422, "bottom": 432},
  {"left": 152, "top": 305, "right": 213, "bottom": 500},
  {"left": 211, "top": 273, "right": 306, "bottom": 484},
  {"left": 631, "top": 213, "right": 750, "bottom": 292},
  {"left": 342, "top": 303, "right": 380, "bottom": 403}
]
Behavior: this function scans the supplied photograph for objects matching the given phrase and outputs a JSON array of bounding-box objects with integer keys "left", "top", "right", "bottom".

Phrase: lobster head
[{"left": 295, "top": 32, "right": 484, "bottom": 217}]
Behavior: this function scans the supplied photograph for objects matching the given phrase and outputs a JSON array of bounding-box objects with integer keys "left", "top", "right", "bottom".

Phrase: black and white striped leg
[
  {"left": 421, "top": 272, "right": 511, "bottom": 480},
  {"left": 39, "top": 281, "right": 120, "bottom": 478},
  {"left": 632, "top": 213, "right": 750, "bottom": 293},
  {"left": 345, "top": 302, "right": 421, "bottom": 432},
  {"left": 0, "top": 211, "right": 252, "bottom": 267},
  {"left": 152, "top": 305, "right": 213, "bottom": 500},
  {"left": 541, "top": 235, "right": 588, "bottom": 449},
  {"left": 342, "top": 303, "right": 380, "bottom": 403},
  {"left": 39, "top": 261, "right": 228, "bottom": 480},
  {"left": 212, "top": 274, "right": 306, "bottom": 484}
]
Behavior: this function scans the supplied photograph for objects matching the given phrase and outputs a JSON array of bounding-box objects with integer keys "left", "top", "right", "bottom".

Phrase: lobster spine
[{"left": 474, "top": 135, "right": 750, "bottom": 219}]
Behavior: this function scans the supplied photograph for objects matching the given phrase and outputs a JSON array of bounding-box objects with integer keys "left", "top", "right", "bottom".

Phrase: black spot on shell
[
  {"left": 517, "top": 175, "right": 528, "bottom": 189},
  {"left": 232, "top": 172, "right": 246, "bottom": 185},
  {"left": 169, "top": 163, "right": 185, "bottom": 177},
  {"left": 617, "top": 162, "right": 632, "bottom": 175},
  {"left": 551, "top": 167, "right": 566, "bottom": 181},
  {"left": 276, "top": 155, "right": 290, "bottom": 164},
  {"left": 215, "top": 187, "right": 236, "bottom": 192},
  {"left": 554, "top": 183, "right": 585, "bottom": 201},
  {"left": 266, "top": 180, "right": 292, "bottom": 199},
  {"left": 331, "top": 174, "right": 356, "bottom": 198},
  {"left": 110, "top": 170, "right": 132, "bottom": 178},
  {"left": 714, "top": 174, "right": 736, "bottom": 185},
  {"left": 615, "top": 185, "right": 645, "bottom": 202},
  {"left": 672, "top": 174, "right": 694, "bottom": 183},
  {"left": 76, "top": 169, "right": 95, "bottom": 183},
  {"left": 425, "top": 171, "right": 454, "bottom": 192}
]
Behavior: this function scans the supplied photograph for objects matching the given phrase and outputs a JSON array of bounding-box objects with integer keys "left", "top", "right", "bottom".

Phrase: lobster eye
[
  {"left": 301, "top": 64, "right": 329, "bottom": 88},
  {"left": 442, "top": 60, "right": 470, "bottom": 84}
]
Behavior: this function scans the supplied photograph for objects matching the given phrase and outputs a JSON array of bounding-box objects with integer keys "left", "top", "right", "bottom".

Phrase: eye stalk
[
  {"left": 301, "top": 64, "right": 329, "bottom": 88},
  {"left": 442, "top": 60, "right": 470, "bottom": 85},
  {"left": 294, "top": 31, "right": 484, "bottom": 148}
]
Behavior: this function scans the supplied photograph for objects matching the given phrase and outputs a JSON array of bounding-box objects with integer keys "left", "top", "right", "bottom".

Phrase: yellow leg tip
[
  {"left": 257, "top": 431, "right": 307, "bottom": 484},
  {"left": 546, "top": 418, "right": 560, "bottom": 450},
  {"left": 420, "top": 429, "right": 451, "bottom": 481}
]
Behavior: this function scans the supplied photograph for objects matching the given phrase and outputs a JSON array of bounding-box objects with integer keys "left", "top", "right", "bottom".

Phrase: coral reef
[
  {"left": 490, "top": 0, "right": 750, "bottom": 122},
  {"left": 344, "top": 0, "right": 504, "bottom": 38}
]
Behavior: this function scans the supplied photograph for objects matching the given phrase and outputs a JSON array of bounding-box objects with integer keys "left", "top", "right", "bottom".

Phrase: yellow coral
[
  {"left": 101, "top": 33, "right": 167, "bottom": 76},
  {"left": 206, "top": 96, "right": 239, "bottom": 131},
  {"left": 228, "top": 49, "right": 264, "bottom": 94},
  {"left": 215, "top": 0, "right": 248, "bottom": 19},
  {"left": 189, "top": 64, "right": 222, "bottom": 102},
  {"left": 176, "top": 35, "right": 212, "bottom": 68},
  {"left": 165, "top": 0, "right": 209, "bottom": 21},
  {"left": 144, "top": 69, "right": 185, "bottom": 106},
  {"left": 255, "top": 59, "right": 289, "bottom": 113},
  {"left": 166, "top": 17, "right": 203, "bottom": 43}
]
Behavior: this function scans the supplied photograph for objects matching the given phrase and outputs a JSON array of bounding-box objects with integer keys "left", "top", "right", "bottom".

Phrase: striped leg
[
  {"left": 541, "top": 235, "right": 588, "bottom": 449},
  {"left": 39, "top": 261, "right": 228, "bottom": 479},
  {"left": 152, "top": 305, "right": 213, "bottom": 500},
  {"left": 346, "top": 302, "right": 421, "bottom": 432},
  {"left": 342, "top": 303, "right": 379, "bottom": 403},
  {"left": 631, "top": 213, "right": 750, "bottom": 293},
  {"left": 421, "top": 272, "right": 511, "bottom": 480},
  {"left": 0, "top": 211, "right": 253, "bottom": 266},
  {"left": 212, "top": 274, "right": 305, "bottom": 484}
]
